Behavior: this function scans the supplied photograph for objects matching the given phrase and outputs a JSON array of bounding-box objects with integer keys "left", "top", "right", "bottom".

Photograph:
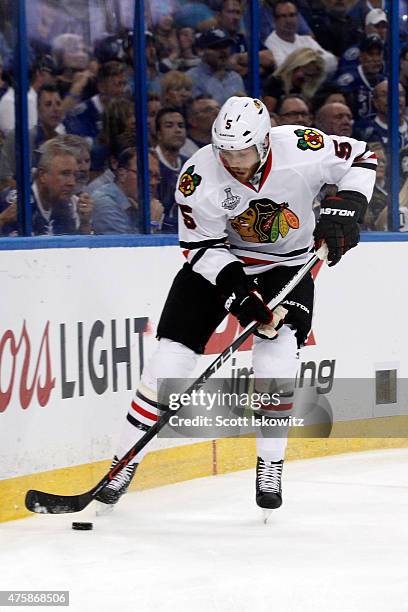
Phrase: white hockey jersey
[{"left": 175, "top": 125, "right": 376, "bottom": 284}]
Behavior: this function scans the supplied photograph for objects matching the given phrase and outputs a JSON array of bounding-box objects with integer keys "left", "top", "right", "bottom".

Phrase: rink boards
[{"left": 1, "top": 241, "right": 408, "bottom": 522}]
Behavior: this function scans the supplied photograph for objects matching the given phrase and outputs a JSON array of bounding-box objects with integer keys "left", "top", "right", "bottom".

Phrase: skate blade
[
  {"left": 262, "top": 509, "right": 273, "bottom": 524},
  {"left": 95, "top": 501, "right": 115, "bottom": 517}
]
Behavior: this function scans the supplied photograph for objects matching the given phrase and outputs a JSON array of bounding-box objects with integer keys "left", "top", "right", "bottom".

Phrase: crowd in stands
[{"left": 0, "top": 0, "right": 407, "bottom": 236}]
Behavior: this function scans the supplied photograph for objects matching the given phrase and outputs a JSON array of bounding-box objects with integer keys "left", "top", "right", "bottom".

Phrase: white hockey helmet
[{"left": 212, "top": 96, "right": 271, "bottom": 164}]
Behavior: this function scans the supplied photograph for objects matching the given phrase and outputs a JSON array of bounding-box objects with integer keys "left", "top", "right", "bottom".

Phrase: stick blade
[{"left": 25, "top": 489, "right": 92, "bottom": 514}]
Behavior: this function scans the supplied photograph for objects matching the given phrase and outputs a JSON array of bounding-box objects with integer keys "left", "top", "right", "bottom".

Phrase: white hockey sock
[
  {"left": 253, "top": 326, "right": 299, "bottom": 463},
  {"left": 256, "top": 436, "right": 288, "bottom": 463},
  {"left": 117, "top": 383, "right": 161, "bottom": 464},
  {"left": 116, "top": 339, "right": 199, "bottom": 464}
]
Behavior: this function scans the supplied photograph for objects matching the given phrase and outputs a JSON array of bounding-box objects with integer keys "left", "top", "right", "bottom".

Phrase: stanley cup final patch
[
  {"left": 295, "top": 128, "right": 324, "bottom": 152},
  {"left": 221, "top": 187, "right": 241, "bottom": 210},
  {"left": 178, "top": 165, "right": 202, "bottom": 197}
]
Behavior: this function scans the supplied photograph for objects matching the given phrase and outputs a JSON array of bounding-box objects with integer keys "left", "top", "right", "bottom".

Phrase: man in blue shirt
[
  {"left": 92, "top": 147, "right": 140, "bottom": 234},
  {"left": 187, "top": 28, "right": 246, "bottom": 105},
  {"left": 64, "top": 61, "right": 128, "bottom": 142}
]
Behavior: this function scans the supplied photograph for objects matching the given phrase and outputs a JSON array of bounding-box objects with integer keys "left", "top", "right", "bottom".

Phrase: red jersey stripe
[{"left": 239, "top": 255, "right": 279, "bottom": 265}]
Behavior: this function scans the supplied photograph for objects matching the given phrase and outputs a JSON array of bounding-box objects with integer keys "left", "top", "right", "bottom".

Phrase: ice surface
[{"left": 1, "top": 449, "right": 407, "bottom": 612}]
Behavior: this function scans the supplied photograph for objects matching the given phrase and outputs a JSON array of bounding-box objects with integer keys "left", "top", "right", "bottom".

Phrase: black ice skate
[
  {"left": 256, "top": 457, "right": 283, "bottom": 522},
  {"left": 95, "top": 455, "right": 138, "bottom": 510}
]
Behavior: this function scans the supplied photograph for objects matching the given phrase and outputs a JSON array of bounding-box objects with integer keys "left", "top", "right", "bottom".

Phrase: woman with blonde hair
[
  {"left": 160, "top": 70, "right": 193, "bottom": 112},
  {"left": 262, "top": 47, "right": 325, "bottom": 113}
]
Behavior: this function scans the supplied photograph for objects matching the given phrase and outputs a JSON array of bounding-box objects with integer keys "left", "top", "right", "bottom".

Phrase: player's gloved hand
[
  {"left": 227, "top": 289, "right": 273, "bottom": 327},
  {"left": 314, "top": 190, "right": 367, "bottom": 267},
  {"left": 257, "top": 305, "right": 288, "bottom": 339},
  {"left": 216, "top": 262, "right": 287, "bottom": 338}
]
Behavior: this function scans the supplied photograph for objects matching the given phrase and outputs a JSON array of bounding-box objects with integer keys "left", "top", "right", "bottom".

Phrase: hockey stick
[{"left": 25, "top": 246, "right": 327, "bottom": 514}]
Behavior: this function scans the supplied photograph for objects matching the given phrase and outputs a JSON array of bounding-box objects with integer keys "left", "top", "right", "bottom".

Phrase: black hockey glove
[
  {"left": 314, "top": 190, "right": 367, "bottom": 267},
  {"left": 228, "top": 291, "right": 273, "bottom": 328},
  {"left": 216, "top": 262, "right": 287, "bottom": 338}
]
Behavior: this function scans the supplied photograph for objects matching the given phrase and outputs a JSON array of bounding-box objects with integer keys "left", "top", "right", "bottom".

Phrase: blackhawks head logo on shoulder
[
  {"left": 178, "top": 165, "right": 202, "bottom": 197},
  {"left": 295, "top": 128, "right": 324, "bottom": 152},
  {"left": 231, "top": 199, "right": 299, "bottom": 243}
]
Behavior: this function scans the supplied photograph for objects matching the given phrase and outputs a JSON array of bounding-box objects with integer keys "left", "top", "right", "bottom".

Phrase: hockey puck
[{"left": 72, "top": 522, "right": 93, "bottom": 531}]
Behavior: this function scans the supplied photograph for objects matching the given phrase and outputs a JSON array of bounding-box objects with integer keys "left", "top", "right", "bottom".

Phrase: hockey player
[{"left": 96, "top": 96, "right": 376, "bottom": 512}]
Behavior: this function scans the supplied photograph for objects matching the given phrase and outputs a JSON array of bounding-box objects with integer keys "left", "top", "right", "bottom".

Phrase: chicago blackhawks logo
[
  {"left": 295, "top": 128, "right": 324, "bottom": 152},
  {"left": 178, "top": 165, "right": 202, "bottom": 197},
  {"left": 231, "top": 198, "right": 299, "bottom": 243}
]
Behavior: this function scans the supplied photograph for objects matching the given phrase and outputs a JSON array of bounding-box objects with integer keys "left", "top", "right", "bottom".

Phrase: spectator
[
  {"left": 187, "top": 28, "right": 246, "bottom": 105},
  {"left": 400, "top": 44, "right": 408, "bottom": 110},
  {"left": 124, "top": 31, "right": 161, "bottom": 96},
  {"left": 146, "top": 0, "right": 179, "bottom": 28},
  {"left": 311, "top": 83, "right": 350, "bottom": 116},
  {"left": 362, "top": 140, "right": 387, "bottom": 231},
  {"left": 0, "top": 84, "right": 66, "bottom": 189},
  {"left": 0, "top": 191, "right": 18, "bottom": 236},
  {"left": 176, "top": 26, "right": 200, "bottom": 71},
  {"left": 348, "top": 1, "right": 408, "bottom": 41},
  {"left": 264, "top": 1, "right": 337, "bottom": 78},
  {"left": 400, "top": 146, "right": 408, "bottom": 187},
  {"left": 0, "top": 57, "right": 9, "bottom": 102},
  {"left": 36, "top": 137, "right": 93, "bottom": 234},
  {"left": 306, "top": 0, "right": 362, "bottom": 58},
  {"left": 354, "top": 80, "right": 408, "bottom": 150},
  {"left": 365, "top": 8, "right": 388, "bottom": 40},
  {"left": 88, "top": 128, "right": 164, "bottom": 228},
  {"left": 155, "top": 107, "right": 188, "bottom": 232},
  {"left": 147, "top": 92, "right": 162, "bottom": 146},
  {"left": 160, "top": 70, "right": 193, "bottom": 111},
  {"left": 216, "top": 0, "right": 275, "bottom": 83},
  {"left": 1, "top": 138, "right": 93, "bottom": 236},
  {"left": 92, "top": 147, "right": 140, "bottom": 234},
  {"left": 181, "top": 96, "right": 220, "bottom": 157},
  {"left": 92, "top": 96, "right": 136, "bottom": 174},
  {"left": 86, "top": 156, "right": 116, "bottom": 196},
  {"left": 374, "top": 142, "right": 408, "bottom": 231},
  {"left": 263, "top": 47, "right": 325, "bottom": 113},
  {"left": 0, "top": 54, "right": 57, "bottom": 136},
  {"left": 52, "top": 33, "right": 89, "bottom": 77},
  {"left": 245, "top": 0, "right": 313, "bottom": 46},
  {"left": 338, "top": 8, "right": 388, "bottom": 73},
  {"left": 154, "top": 15, "right": 180, "bottom": 70},
  {"left": 145, "top": 31, "right": 162, "bottom": 95},
  {"left": 64, "top": 61, "right": 128, "bottom": 143},
  {"left": 172, "top": 0, "right": 215, "bottom": 30},
  {"left": 52, "top": 33, "right": 96, "bottom": 113},
  {"left": 92, "top": 147, "right": 163, "bottom": 233},
  {"left": 315, "top": 102, "right": 354, "bottom": 137},
  {"left": 148, "top": 148, "right": 165, "bottom": 231},
  {"left": 335, "top": 34, "right": 386, "bottom": 120},
  {"left": 93, "top": 35, "right": 127, "bottom": 65},
  {"left": 59, "top": 134, "right": 92, "bottom": 193},
  {"left": 216, "top": 0, "right": 245, "bottom": 48},
  {"left": 275, "top": 93, "right": 312, "bottom": 126},
  {"left": 87, "top": 130, "right": 137, "bottom": 196}
]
